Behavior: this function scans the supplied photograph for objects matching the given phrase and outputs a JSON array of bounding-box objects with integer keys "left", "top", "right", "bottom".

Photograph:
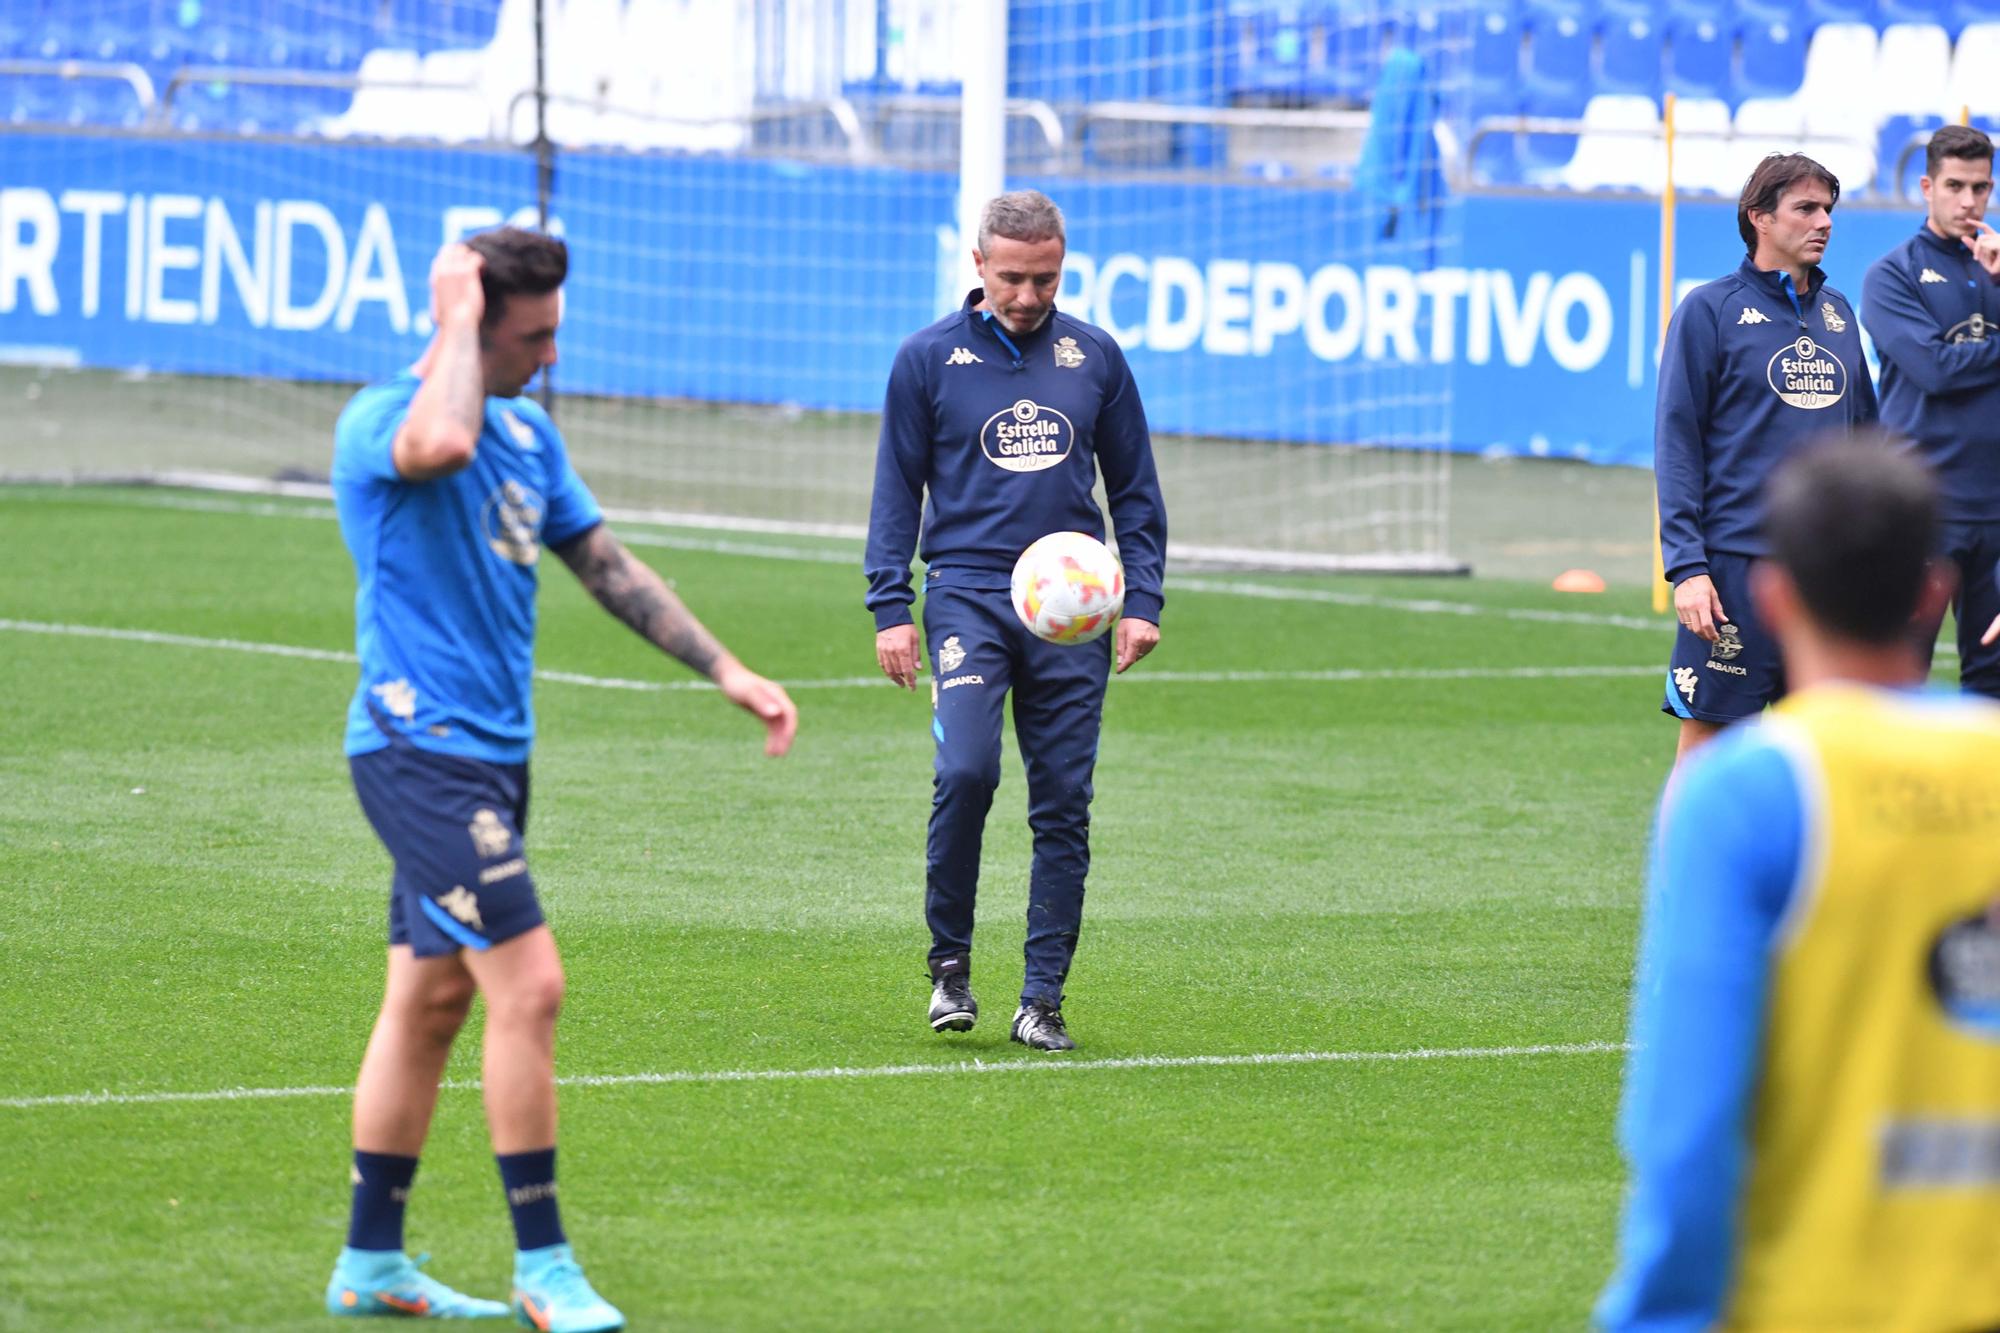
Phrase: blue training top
[
  {"left": 1655, "top": 259, "right": 1878, "bottom": 585},
  {"left": 331, "top": 372, "right": 603, "bottom": 763},
  {"left": 1862, "top": 225, "right": 2000, "bottom": 524},
  {"left": 864, "top": 290, "right": 1169, "bottom": 631}
]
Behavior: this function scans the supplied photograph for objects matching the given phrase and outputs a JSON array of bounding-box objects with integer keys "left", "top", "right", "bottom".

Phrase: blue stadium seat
[
  {"left": 1470, "top": 8, "right": 1521, "bottom": 105},
  {"left": 66, "top": 77, "right": 147, "bottom": 129},
  {"left": 1520, "top": 84, "right": 1587, "bottom": 180},
  {"left": 1520, "top": 0, "right": 1594, "bottom": 25},
  {"left": 1737, "top": 20, "right": 1807, "bottom": 98},
  {"left": 1734, "top": 0, "right": 1803, "bottom": 25},
  {"left": 1306, "top": 2, "right": 1384, "bottom": 101},
  {"left": 1877, "top": 0, "right": 1950, "bottom": 22},
  {"left": 1800, "top": 0, "right": 1879, "bottom": 22},
  {"left": 1522, "top": 12, "right": 1590, "bottom": 104},
  {"left": 1230, "top": 6, "right": 1311, "bottom": 96},
  {"left": 1664, "top": 16, "right": 1732, "bottom": 102},
  {"left": 1598, "top": 15, "right": 1664, "bottom": 98},
  {"left": 0, "top": 75, "right": 69, "bottom": 127},
  {"left": 1878, "top": 113, "right": 1944, "bottom": 196},
  {"left": 1947, "top": 0, "right": 2000, "bottom": 30},
  {"left": 1598, "top": 0, "right": 1661, "bottom": 18},
  {"left": 1468, "top": 93, "right": 1532, "bottom": 185}
]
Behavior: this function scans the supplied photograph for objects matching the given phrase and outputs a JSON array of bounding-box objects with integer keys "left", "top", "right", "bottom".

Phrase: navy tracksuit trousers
[{"left": 922, "top": 581, "right": 1109, "bottom": 1006}]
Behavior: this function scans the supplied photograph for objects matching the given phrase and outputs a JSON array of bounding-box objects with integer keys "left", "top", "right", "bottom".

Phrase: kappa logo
[
  {"left": 468, "top": 808, "right": 513, "bottom": 858},
  {"left": 437, "top": 885, "right": 484, "bottom": 931},
  {"left": 1054, "top": 335, "right": 1086, "bottom": 368},
  {"left": 1673, "top": 666, "right": 1699, "bottom": 704},
  {"left": 501, "top": 409, "right": 538, "bottom": 450},
  {"left": 1737, "top": 307, "right": 1772, "bottom": 325},
  {"left": 938, "top": 635, "right": 966, "bottom": 673},
  {"left": 1821, "top": 302, "right": 1847, "bottom": 334},
  {"left": 946, "top": 347, "right": 983, "bottom": 366},
  {"left": 1922, "top": 268, "right": 1948, "bottom": 283}
]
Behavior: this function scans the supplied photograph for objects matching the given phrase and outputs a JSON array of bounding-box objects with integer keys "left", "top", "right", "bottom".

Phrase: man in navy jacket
[
  {"left": 864, "top": 190, "right": 1167, "bottom": 1052},
  {"left": 1656, "top": 154, "right": 1879, "bottom": 765},
  {"left": 1863, "top": 124, "right": 2000, "bottom": 698}
]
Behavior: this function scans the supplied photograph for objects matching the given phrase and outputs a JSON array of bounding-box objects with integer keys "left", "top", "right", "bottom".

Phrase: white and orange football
[{"left": 1010, "top": 531, "right": 1125, "bottom": 645}]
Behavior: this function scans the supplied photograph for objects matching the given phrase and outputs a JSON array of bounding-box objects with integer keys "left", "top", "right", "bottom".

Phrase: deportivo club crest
[
  {"left": 938, "top": 636, "right": 966, "bottom": 673},
  {"left": 482, "top": 479, "right": 544, "bottom": 566},
  {"left": 1711, "top": 623, "right": 1743, "bottom": 661},
  {"left": 1053, "top": 336, "right": 1085, "bottom": 369},
  {"left": 468, "top": 809, "right": 513, "bottom": 858},
  {"left": 1820, "top": 302, "right": 1847, "bottom": 333}
]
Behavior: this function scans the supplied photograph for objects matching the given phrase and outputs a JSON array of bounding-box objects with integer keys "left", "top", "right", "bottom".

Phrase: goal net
[{"left": 4, "top": 0, "right": 1467, "bottom": 571}]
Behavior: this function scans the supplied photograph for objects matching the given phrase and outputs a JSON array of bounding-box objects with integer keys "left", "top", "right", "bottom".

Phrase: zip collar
[{"left": 962, "top": 286, "right": 1057, "bottom": 368}]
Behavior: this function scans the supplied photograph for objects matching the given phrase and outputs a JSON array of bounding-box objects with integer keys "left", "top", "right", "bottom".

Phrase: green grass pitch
[{"left": 0, "top": 482, "right": 1858, "bottom": 1329}]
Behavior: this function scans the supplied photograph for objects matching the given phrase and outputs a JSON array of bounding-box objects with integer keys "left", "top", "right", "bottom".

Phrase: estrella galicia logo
[
  {"left": 1766, "top": 335, "right": 1847, "bottom": 410},
  {"left": 482, "top": 479, "right": 544, "bottom": 566},
  {"left": 1711, "top": 622, "right": 1743, "bottom": 662},
  {"left": 1928, "top": 907, "right": 2000, "bottom": 1038},
  {"left": 979, "top": 399, "right": 1074, "bottom": 474},
  {"left": 1947, "top": 313, "right": 1989, "bottom": 344}
]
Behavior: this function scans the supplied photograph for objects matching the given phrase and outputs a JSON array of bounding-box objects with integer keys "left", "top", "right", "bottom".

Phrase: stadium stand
[{"left": 0, "top": 0, "right": 1992, "bottom": 195}]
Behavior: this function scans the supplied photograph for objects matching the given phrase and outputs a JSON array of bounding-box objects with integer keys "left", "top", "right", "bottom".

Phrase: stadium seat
[
  {"left": 1519, "top": 83, "right": 1587, "bottom": 181},
  {"left": 1874, "top": 22, "right": 1953, "bottom": 116},
  {"left": 1670, "top": 95, "right": 1740, "bottom": 192},
  {"left": 1467, "top": 93, "right": 1532, "bottom": 185},
  {"left": 1876, "top": 0, "right": 1950, "bottom": 24},
  {"left": 1597, "top": 16, "right": 1664, "bottom": 98},
  {"left": 1316, "top": 2, "right": 1387, "bottom": 102},
  {"left": 1945, "top": 24, "right": 2000, "bottom": 118},
  {"left": 1522, "top": 12, "right": 1590, "bottom": 105},
  {"left": 1520, "top": 0, "right": 1593, "bottom": 24},
  {"left": 1664, "top": 17, "right": 1732, "bottom": 103},
  {"left": 1946, "top": 0, "right": 2000, "bottom": 33},
  {"left": 1560, "top": 93, "right": 1665, "bottom": 191},
  {"left": 1470, "top": 7, "right": 1522, "bottom": 102},
  {"left": 1738, "top": 22, "right": 1807, "bottom": 100},
  {"left": 1734, "top": 0, "right": 1803, "bottom": 26},
  {"left": 1598, "top": 0, "right": 1664, "bottom": 19},
  {"left": 1799, "top": 0, "right": 1879, "bottom": 25},
  {"left": 0, "top": 75, "right": 70, "bottom": 127},
  {"left": 1793, "top": 22, "right": 1880, "bottom": 139}
]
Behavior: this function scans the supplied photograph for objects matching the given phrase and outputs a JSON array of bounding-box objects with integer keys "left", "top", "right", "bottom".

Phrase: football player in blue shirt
[
  {"left": 325, "top": 230, "right": 797, "bottom": 1329},
  {"left": 865, "top": 191, "right": 1168, "bottom": 1052},
  {"left": 1655, "top": 154, "right": 1878, "bottom": 766},
  {"left": 1863, "top": 125, "right": 2000, "bottom": 699}
]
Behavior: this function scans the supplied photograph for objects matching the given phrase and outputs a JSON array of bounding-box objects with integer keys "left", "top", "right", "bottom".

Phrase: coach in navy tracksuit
[
  {"left": 864, "top": 190, "right": 1167, "bottom": 1053},
  {"left": 1863, "top": 125, "right": 2000, "bottom": 698},
  {"left": 1657, "top": 153, "right": 1878, "bottom": 765}
]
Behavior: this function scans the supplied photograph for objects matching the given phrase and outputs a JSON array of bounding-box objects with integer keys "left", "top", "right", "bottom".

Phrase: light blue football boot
[
  {"left": 510, "top": 1244, "right": 625, "bottom": 1332},
  {"left": 326, "top": 1248, "right": 510, "bottom": 1319}
]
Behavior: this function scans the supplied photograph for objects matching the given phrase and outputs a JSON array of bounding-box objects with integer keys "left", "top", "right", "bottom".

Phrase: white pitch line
[
  {"left": 14, "top": 486, "right": 1966, "bottom": 657},
  {"left": 0, "top": 1041, "right": 1630, "bottom": 1111},
  {"left": 0, "top": 618, "right": 1661, "bottom": 691}
]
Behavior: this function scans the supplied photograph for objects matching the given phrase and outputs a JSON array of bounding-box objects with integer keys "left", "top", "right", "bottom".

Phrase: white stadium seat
[
  {"left": 1560, "top": 94, "right": 1664, "bottom": 193},
  {"left": 1874, "top": 24, "right": 1952, "bottom": 119},
  {"left": 1946, "top": 24, "right": 2000, "bottom": 119}
]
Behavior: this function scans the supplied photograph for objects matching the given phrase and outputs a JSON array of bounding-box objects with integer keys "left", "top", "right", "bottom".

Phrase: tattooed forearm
[{"left": 556, "top": 526, "right": 726, "bottom": 677}]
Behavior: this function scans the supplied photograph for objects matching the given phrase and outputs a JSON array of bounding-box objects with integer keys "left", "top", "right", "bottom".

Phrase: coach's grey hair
[{"left": 978, "top": 190, "right": 1066, "bottom": 253}]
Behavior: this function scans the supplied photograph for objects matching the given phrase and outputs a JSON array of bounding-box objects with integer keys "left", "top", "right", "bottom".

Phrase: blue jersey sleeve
[
  {"left": 1596, "top": 733, "right": 1805, "bottom": 1332},
  {"left": 863, "top": 338, "right": 934, "bottom": 631},
  {"left": 1094, "top": 336, "right": 1168, "bottom": 625},
  {"left": 332, "top": 378, "right": 416, "bottom": 487},
  {"left": 1655, "top": 294, "right": 1720, "bottom": 587}
]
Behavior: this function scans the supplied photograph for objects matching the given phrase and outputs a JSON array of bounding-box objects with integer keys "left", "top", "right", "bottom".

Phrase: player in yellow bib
[{"left": 1599, "top": 437, "right": 2000, "bottom": 1331}]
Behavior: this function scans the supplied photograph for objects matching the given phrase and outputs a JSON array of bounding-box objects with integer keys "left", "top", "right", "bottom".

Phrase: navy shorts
[
  {"left": 349, "top": 741, "right": 544, "bottom": 958},
  {"left": 1661, "top": 551, "right": 1785, "bottom": 724}
]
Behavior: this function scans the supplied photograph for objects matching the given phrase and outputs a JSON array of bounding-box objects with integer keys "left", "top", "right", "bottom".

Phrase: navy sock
[
  {"left": 345, "top": 1150, "right": 419, "bottom": 1252},
  {"left": 496, "top": 1147, "right": 566, "bottom": 1252}
]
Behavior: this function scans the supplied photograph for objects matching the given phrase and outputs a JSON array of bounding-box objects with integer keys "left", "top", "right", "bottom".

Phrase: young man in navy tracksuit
[
  {"left": 1863, "top": 124, "right": 2000, "bottom": 699},
  {"left": 864, "top": 190, "right": 1168, "bottom": 1052},
  {"left": 1656, "top": 153, "right": 1879, "bottom": 765}
]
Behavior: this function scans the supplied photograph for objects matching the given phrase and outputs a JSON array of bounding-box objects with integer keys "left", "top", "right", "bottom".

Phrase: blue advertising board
[{"left": 0, "top": 131, "right": 1927, "bottom": 467}]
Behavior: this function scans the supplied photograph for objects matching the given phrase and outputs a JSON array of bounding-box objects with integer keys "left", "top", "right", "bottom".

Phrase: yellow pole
[
  {"left": 1964, "top": 104, "right": 1973, "bottom": 126},
  {"left": 1652, "top": 93, "right": 1677, "bottom": 615}
]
